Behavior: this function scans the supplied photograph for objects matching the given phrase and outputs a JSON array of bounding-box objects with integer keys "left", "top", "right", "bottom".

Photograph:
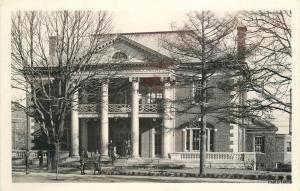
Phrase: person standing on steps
[
  {"left": 108, "top": 140, "right": 114, "bottom": 159},
  {"left": 80, "top": 150, "right": 88, "bottom": 175}
]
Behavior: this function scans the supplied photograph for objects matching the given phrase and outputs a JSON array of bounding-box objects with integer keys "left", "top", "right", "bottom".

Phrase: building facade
[{"left": 24, "top": 29, "right": 284, "bottom": 170}]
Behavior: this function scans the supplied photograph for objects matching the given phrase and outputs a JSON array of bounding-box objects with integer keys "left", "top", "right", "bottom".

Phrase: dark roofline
[{"left": 111, "top": 30, "right": 191, "bottom": 36}]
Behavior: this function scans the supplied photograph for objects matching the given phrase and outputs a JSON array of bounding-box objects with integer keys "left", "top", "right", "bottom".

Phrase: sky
[{"left": 112, "top": 10, "right": 188, "bottom": 33}]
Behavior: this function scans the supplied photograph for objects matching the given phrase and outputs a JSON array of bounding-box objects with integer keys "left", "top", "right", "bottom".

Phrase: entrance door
[
  {"left": 87, "top": 121, "right": 99, "bottom": 152},
  {"left": 87, "top": 126, "right": 99, "bottom": 152},
  {"left": 114, "top": 131, "right": 130, "bottom": 157}
]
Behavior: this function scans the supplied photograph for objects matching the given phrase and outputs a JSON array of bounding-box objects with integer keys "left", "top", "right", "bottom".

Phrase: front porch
[{"left": 78, "top": 118, "right": 164, "bottom": 159}]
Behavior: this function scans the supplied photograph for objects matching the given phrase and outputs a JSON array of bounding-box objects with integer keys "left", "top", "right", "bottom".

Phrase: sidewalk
[
  {"left": 12, "top": 165, "right": 291, "bottom": 183},
  {"left": 12, "top": 165, "right": 291, "bottom": 176},
  {"left": 12, "top": 171, "right": 267, "bottom": 183}
]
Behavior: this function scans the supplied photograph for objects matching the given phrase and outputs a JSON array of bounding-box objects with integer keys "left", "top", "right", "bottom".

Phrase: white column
[
  {"left": 190, "top": 130, "right": 193, "bottom": 151},
  {"left": 150, "top": 127, "right": 155, "bottom": 158},
  {"left": 71, "top": 90, "right": 79, "bottom": 156},
  {"left": 207, "top": 129, "right": 211, "bottom": 152},
  {"left": 131, "top": 78, "right": 140, "bottom": 158},
  {"left": 100, "top": 80, "right": 109, "bottom": 160},
  {"left": 80, "top": 89, "right": 88, "bottom": 151},
  {"left": 162, "top": 80, "right": 172, "bottom": 158},
  {"left": 80, "top": 119, "right": 88, "bottom": 151}
]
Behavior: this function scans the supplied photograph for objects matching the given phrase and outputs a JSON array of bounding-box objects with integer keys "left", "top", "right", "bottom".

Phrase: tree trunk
[
  {"left": 47, "top": 144, "right": 57, "bottom": 172},
  {"left": 55, "top": 141, "right": 60, "bottom": 180},
  {"left": 199, "top": 113, "right": 207, "bottom": 175}
]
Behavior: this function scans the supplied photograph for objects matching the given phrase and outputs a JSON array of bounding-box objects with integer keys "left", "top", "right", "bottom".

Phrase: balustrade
[
  {"left": 78, "top": 104, "right": 98, "bottom": 113},
  {"left": 78, "top": 103, "right": 159, "bottom": 114},
  {"left": 108, "top": 104, "right": 131, "bottom": 113},
  {"left": 12, "top": 150, "right": 69, "bottom": 159},
  {"left": 169, "top": 152, "right": 262, "bottom": 162}
]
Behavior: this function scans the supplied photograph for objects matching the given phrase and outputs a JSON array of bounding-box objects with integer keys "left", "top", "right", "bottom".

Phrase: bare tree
[
  {"left": 11, "top": 11, "right": 114, "bottom": 177},
  {"left": 163, "top": 11, "right": 237, "bottom": 175},
  {"left": 240, "top": 10, "right": 292, "bottom": 115}
]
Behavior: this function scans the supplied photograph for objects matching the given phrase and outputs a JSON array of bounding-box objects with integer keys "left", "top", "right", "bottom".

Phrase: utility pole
[
  {"left": 13, "top": 122, "right": 16, "bottom": 149},
  {"left": 26, "top": 87, "right": 32, "bottom": 151},
  {"left": 289, "top": 88, "right": 292, "bottom": 135}
]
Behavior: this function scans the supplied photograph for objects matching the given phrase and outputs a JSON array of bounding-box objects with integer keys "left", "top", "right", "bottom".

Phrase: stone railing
[
  {"left": 78, "top": 104, "right": 98, "bottom": 113},
  {"left": 78, "top": 103, "right": 160, "bottom": 114},
  {"left": 169, "top": 152, "right": 266, "bottom": 170},
  {"left": 139, "top": 104, "right": 159, "bottom": 113},
  {"left": 170, "top": 152, "right": 260, "bottom": 161},
  {"left": 12, "top": 150, "right": 46, "bottom": 159},
  {"left": 12, "top": 150, "right": 69, "bottom": 159},
  {"left": 207, "top": 152, "right": 245, "bottom": 160},
  {"left": 108, "top": 104, "right": 131, "bottom": 113}
]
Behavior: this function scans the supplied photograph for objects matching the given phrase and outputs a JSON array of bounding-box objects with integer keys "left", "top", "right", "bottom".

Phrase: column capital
[
  {"left": 129, "top": 77, "right": 139, "bottom": 82},
  {"left": 161, "top": 77, "right": 175, "bottom": 86},
  {"left": 101, "top": 78, "right": 109, "bottom": 84}
]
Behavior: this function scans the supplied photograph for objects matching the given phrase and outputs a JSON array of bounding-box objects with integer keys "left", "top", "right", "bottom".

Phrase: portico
[{"left": 70, "top": 75, "right": 175, "bottom": 160}]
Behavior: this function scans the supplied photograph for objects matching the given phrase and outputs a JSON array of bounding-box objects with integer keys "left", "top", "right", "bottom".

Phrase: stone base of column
[
  {"left": 65, "top": 156, "right": 80, "bottom": 163},
  {"left": 127, "top": 157, "right": 142, "bottom": 163},
  {"left": 130, "top": 155, "right": 140, "bottom": 159},
  {"left": 161, "top": 153, "right": 171, "bottom": 159},
  {"left": 100, "top": 155, "right": 110, "bottom": 161}
]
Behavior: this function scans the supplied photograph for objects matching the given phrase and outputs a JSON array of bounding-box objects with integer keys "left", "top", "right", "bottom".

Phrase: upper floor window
[
  {"left": 112, "top": 51, "right": 128, "bottom": 60},
  {"left": 146, "top": 92, "right": 162, "bottom": 104},
  {"left": 287, "top": 141, "right": 291, "bottom": 152},
  {"left": 192, "top": 80, "right": 202, "bottom": 103},
  {"left": 254, "top": 136, "right": 265, "bottom": 153}
]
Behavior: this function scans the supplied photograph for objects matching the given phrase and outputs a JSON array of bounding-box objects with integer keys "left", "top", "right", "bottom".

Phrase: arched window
[{"left": 112, "top": 51, "right": 128, "bottom": 60}]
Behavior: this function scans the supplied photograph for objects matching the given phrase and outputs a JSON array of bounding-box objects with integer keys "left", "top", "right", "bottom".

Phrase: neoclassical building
[{"left": 28, "top": 28, "right": 282, "bottom": 170}]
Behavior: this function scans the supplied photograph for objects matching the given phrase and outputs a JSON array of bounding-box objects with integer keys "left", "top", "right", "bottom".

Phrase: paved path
[
  {"left": 12, "top": 171, "right": 267, "bottom": 183},
  {"left": 13, "top": 165, "right": 291, "bottom": 176}
]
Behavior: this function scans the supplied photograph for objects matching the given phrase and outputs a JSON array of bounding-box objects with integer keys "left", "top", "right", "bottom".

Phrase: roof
[
  {"left": 246, "top": 118, "right": 278, "bottom": 131},
  {"left": 31, "top": 30, "right": 237, "bottom": 71},
  {"left": 122, "top": 31, "right": 174, "bottom": 58}
]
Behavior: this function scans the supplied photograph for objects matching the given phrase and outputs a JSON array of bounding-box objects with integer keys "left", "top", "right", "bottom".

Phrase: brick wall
[
  {"left": 275, "top": 134, "right": 291, "bottom": 164},
  {"left": 174, "top": 75, "right": 232, "bottom": 152},
  {"left": 246, "top": 131, "right": 277, "bottom": 170}
]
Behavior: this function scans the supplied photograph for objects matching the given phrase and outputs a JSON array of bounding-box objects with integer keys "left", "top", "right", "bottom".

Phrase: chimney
[{"left": 237, "top": 26, "right": 247, "bottom": 61}]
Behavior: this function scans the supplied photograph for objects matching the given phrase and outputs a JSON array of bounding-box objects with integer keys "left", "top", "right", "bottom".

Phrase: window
[
  {"left": 254, "top": 136, "right": 265, "bottom": 152},
  {"left": 146, "top": 92, "right": 162, "bottom": 104},
  {"left": 185, "top": 124, "right": 214, "bottom": 152},
  {"left": 193, "top": 80, "right": 202, "bottom": 103},
  {"left": 287, "top": 141, "right": 291, "bottom": 152},
  {"left": 186, "top": 130, "right": 190, "bottom": 151},
  {"left": 185, "top": 129, "right": 200, "bottom": 151},
  {"left": 192, "top": 129, "right": 200, "bottom": 150},
  {"left": 112, "top": 51, "right": 128, "bottom": 60},
  {"left": 192, "top": 80, "right": 210, "bottom": 104}
]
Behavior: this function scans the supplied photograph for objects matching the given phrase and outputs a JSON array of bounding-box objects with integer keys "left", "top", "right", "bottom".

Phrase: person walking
[
  {"left": 38, "top": 150, "right": 43, "bottom": 169},
  {"left": 25, "top": 150, "right": 30, "bottom": 174}
]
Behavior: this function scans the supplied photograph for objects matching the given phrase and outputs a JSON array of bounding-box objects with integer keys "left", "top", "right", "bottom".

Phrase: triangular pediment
[{"left": 90, "top": 35, "right": 171, "bottom": 65}]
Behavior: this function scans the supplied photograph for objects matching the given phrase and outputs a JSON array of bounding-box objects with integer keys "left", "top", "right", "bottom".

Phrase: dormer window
[{"left": 112, "top": 51, "right": 128, "bottom": 60}]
